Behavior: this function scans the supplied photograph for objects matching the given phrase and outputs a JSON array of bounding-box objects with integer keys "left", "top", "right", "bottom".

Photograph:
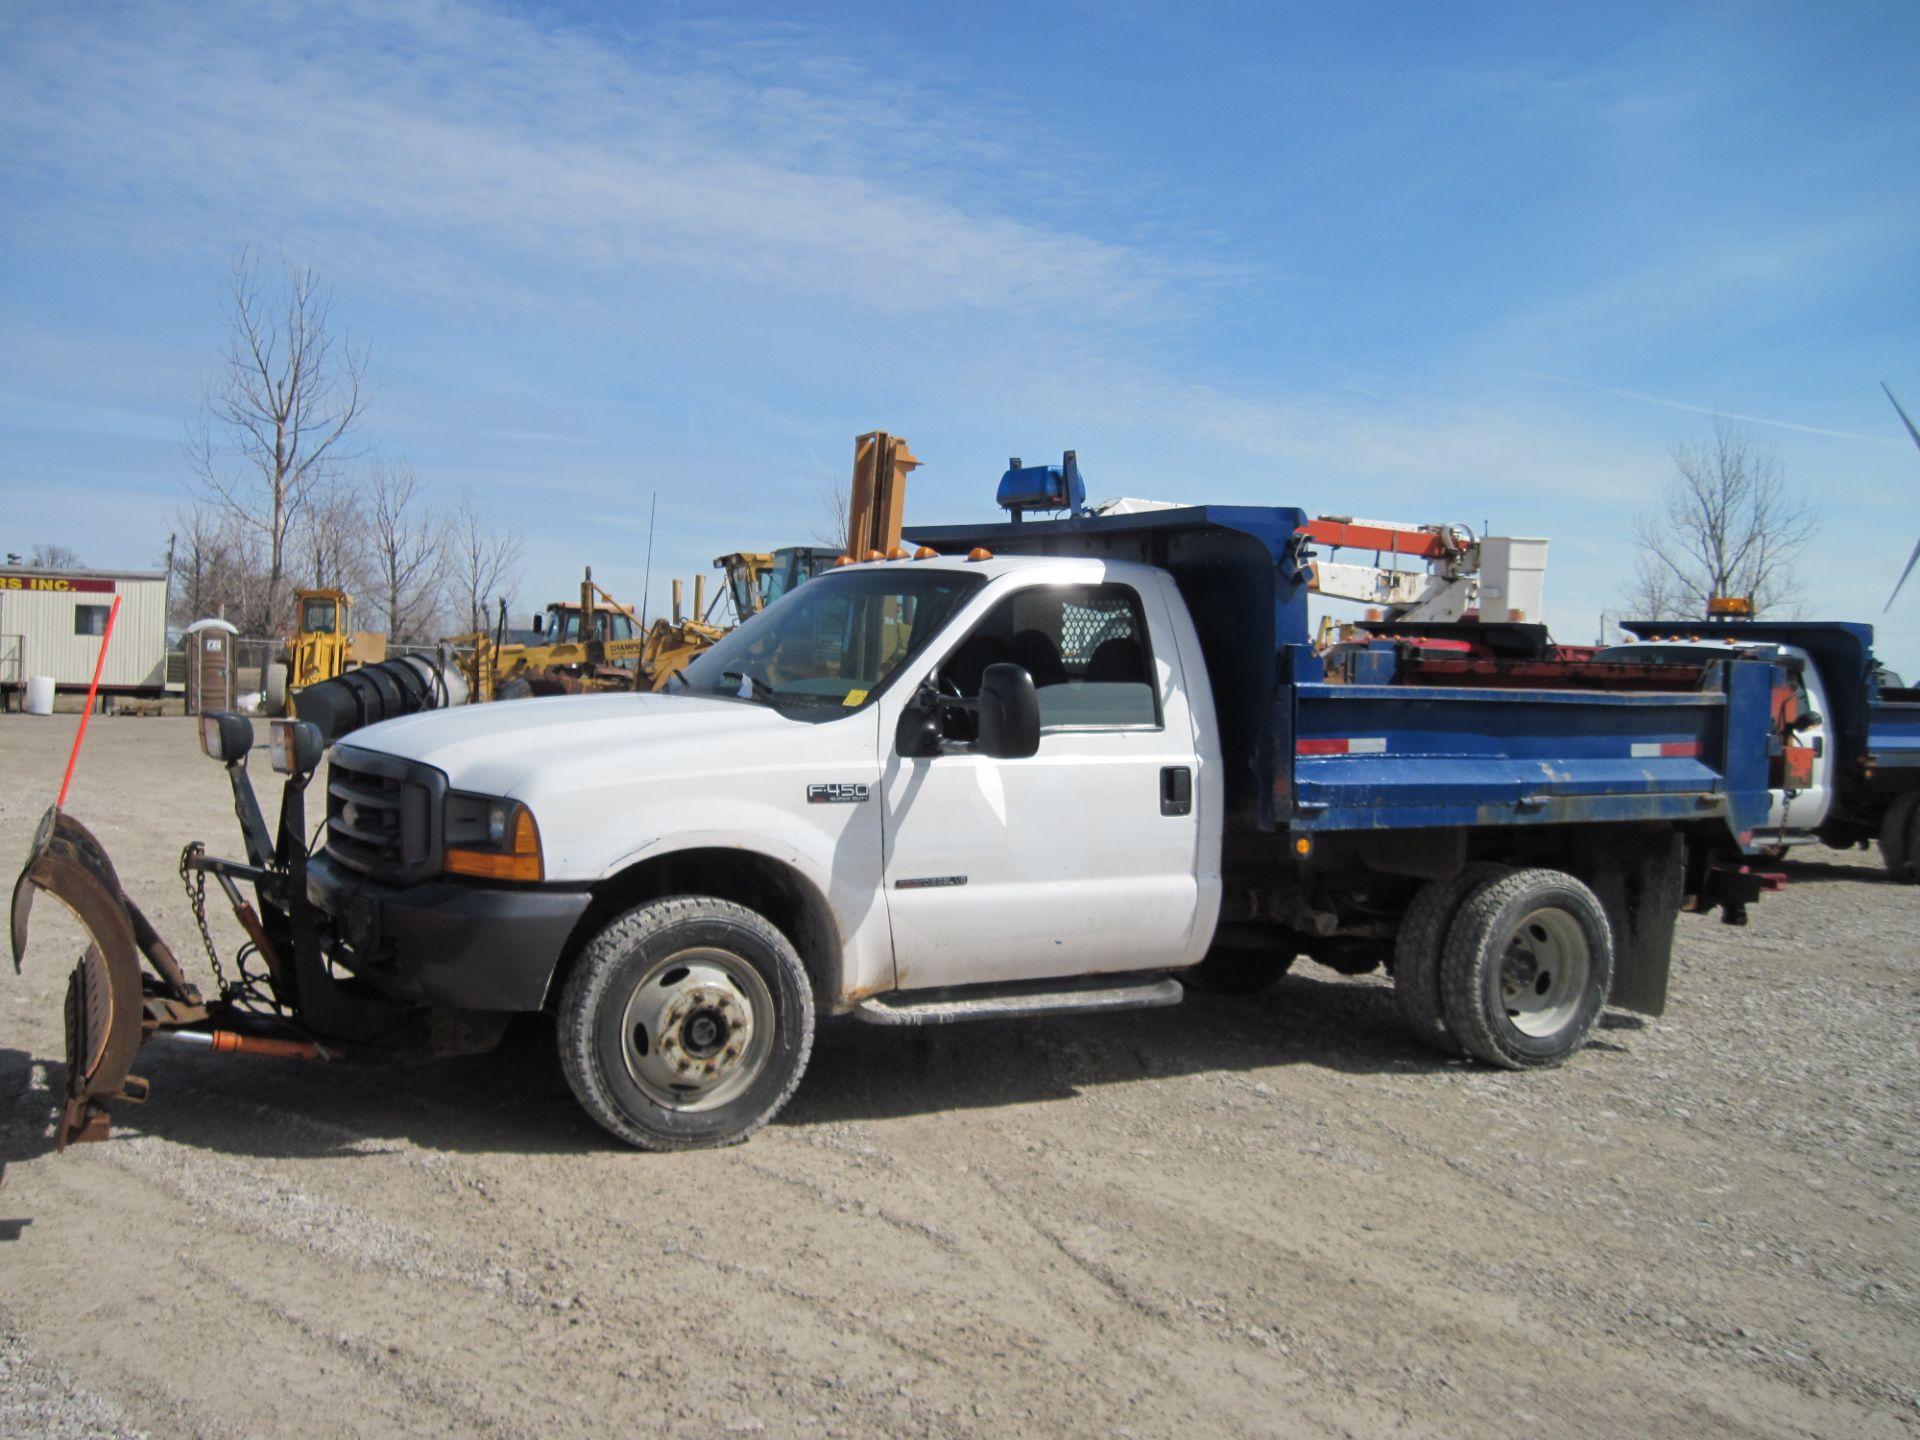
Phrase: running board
[{"left": 853, "top": 974, "right": 1183, "bottom": 1026}]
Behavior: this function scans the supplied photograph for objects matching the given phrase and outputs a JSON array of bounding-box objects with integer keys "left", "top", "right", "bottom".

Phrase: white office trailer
[{"left": 0, "top": 567, "right": 171, "bottom": 707}]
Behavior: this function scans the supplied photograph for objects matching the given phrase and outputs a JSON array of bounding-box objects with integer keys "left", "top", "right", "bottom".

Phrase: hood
[{"left": 336, "top": 691, "right": 799, "bottom": 796}]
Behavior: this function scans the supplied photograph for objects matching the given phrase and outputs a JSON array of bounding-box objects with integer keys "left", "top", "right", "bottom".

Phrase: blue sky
[{"left": 2, "top": 0, "right": 1916, "bottom": 661}]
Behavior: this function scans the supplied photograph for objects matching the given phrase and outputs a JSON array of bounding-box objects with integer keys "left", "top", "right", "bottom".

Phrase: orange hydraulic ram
[{"left": 162, "top": 1031, "right": 333, "bottom": 1062}]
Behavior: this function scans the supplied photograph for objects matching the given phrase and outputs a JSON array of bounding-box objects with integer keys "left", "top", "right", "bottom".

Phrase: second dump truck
[{"left": 1598, "top": 620, "right": 1920, "bottom": 879}]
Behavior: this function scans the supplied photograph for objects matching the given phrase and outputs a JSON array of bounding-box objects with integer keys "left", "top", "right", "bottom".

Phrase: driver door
[{"left": 881, "top": 579, "right": 1205, "bottom": 990}]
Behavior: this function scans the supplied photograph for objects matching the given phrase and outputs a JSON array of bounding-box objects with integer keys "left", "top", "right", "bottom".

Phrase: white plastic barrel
[{"left": 24, "top": 675, "right": 55, "bottom": 715}]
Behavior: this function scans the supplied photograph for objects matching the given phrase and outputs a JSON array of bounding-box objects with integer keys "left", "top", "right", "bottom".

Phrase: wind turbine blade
[
  {"left": 1889, "top": 537, "right": 1920, "bottom": 612},
  {"left": 1886, "top": 382, "right": 1920, "bottom": 453},
  {"left": 1887, "top": 384, "right": 1920, "bottom": 610}
]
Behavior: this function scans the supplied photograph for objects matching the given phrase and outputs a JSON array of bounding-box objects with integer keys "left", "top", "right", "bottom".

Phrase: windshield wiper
[{"left": 722, "top": 670, "right": 775, "bottom": 702}]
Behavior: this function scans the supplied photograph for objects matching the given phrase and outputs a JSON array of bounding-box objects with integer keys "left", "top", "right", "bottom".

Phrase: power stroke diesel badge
[{"left": 806, "top": 782, "right": 871, "bottom": 804}]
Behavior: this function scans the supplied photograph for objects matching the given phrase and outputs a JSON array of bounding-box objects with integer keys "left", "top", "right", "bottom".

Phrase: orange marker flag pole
[{"left": 56, "top": 594, "right": 122, "bottom": 810}]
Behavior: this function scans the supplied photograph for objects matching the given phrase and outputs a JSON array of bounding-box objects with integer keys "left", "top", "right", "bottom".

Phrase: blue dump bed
[
  {"left": 1867, "top": 691, "right": 1920, "bottom": 772},
  {"left": 1621, "top": 617, "right": 1920, "bottom": 785},
  {"left": 1285, "top": 676, "right": 1773, "bottom": 838},
  {"left": 908, "top": 503, "right": 1780, "bottom": 849}
]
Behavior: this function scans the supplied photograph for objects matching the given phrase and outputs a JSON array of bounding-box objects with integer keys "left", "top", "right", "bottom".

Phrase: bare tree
[
  {"left": 166, "top": 503, "right": 265, "bottom": 627},
  {"left": 291, "top": 473, "right": 371, "bottom": 598},
  {"left": 186, "top": 249, "right": 367, "bottom": 634},
  {"left": 812, "top": 477, "right": 850, "bottom": 550},
  {"left": 1618, "top": 553, "right": 1689, "bottom": 623},
  {"left": 449, "top": 489, "right": 523, "bottom": 638},
  {"left": 28, "top": 543, "right": 84, "bottom": 569},
  {"left": 366, "top": 460, "right": 446, "bottom": 643},
  {"left": 1625, "top": 419, "right": 1818, "bottom": 619}
]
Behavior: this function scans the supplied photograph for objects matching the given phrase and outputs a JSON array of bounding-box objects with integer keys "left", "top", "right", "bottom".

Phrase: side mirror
[
  {"left": 1790, "top": 710, "right": 1823, "bottom": 733},
  {"left": 198, "top": 711, "right": 254, "bottom": 763},
  {"left": 893, "top": 688, "right": 943, "bottom": 758},
  {"left": 532, "top": 614, "right": 544, "bottom": 636},
  {"left": 976, "top": 663, "right": 1040, "bottom": 760}
]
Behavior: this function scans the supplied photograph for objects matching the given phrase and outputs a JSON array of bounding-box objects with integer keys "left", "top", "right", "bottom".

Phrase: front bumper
[{"left": 307, "top": 849, "right": 592, "bottom": 1011}]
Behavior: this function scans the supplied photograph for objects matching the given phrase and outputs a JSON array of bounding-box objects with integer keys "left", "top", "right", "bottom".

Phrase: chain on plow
[{"left": 178, "top": 842, "right": 281, "bottom": 1013}]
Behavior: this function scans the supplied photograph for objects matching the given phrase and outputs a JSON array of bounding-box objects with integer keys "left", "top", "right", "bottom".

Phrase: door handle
[{"left": 1161, "top": 766, "right": 1192, "bottom": 816}]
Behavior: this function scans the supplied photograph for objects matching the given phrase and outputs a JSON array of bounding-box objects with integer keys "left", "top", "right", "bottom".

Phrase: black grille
[{"left": 324, "top": 747, "right": 443, "bottom": 881}]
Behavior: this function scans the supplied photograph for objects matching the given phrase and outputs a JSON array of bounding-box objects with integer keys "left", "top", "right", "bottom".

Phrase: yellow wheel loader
[{"left": 264, "top": 589, "right": 387, "bottom": 716}]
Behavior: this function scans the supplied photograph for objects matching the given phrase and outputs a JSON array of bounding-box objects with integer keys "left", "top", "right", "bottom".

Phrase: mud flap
[{"left": 12, "top": 807, "right": 181, "bottom": 1147}]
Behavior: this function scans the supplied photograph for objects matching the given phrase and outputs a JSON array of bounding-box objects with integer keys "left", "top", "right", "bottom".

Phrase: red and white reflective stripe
[
  {"left": 1297, "top": 737, "right": 1387, "bottom": 756},
  {"left": 1630, "top": 741, "right": 1700, "bottom": 758}
]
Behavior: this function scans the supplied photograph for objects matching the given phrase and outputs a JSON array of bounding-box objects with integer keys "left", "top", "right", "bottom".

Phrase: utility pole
[{"left": 640, "top": 492, "right": 657, "bottom": 629}]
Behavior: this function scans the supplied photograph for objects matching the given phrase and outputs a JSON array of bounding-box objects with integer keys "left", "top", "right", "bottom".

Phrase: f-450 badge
[{"left": 806, "top": 782, "right": 871, "bottom": 804}]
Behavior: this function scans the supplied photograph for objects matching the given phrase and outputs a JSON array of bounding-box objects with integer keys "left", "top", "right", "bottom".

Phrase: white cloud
[{"left": 0, "top": 0, "right": 1179, "bottom": 322}]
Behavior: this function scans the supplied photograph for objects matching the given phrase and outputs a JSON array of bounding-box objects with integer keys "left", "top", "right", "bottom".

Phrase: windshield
[
  {"left": 679, "top": 568, "right": 984, "bottom": 711},
  {"left": 725, "top": 560, "right": 767, "bottom": 620},
  {"left": 300, "top": 598, "right": 338, "bottom": 633},
  {"left": 761, "top": 556, "right": 800, "bottom": 608},
  {"left": 546, "top": 607, "right": 633, "bottom": 644}
]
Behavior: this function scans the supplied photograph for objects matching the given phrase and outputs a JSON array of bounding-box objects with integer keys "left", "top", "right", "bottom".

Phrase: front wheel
[
  {"left": 557, "top": 896, "right": 815, "bottom": 1150},
  {"left": 1439, "top": 868, "right": 1613, "bottom": 1069}
]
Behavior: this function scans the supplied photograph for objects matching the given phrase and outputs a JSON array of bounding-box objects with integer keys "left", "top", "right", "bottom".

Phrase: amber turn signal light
[{"left": 447, "top": 805, "right": 544, "bottom": 882}]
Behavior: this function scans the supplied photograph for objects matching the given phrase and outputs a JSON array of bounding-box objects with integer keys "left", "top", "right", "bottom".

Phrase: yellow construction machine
[
  {"left": 454, "top": 431, "right": 921, "bottom": 702},
  {"left": 454, "top": 567, "right": 724, "bottom": 700},
  {"left": 843, "top": 430, "right": 921, "bottom": 563},
  {"left": 265, "top": 589, "right": 386, "bottom": 715},
  {"left": 713, "top": 546, "right": 840, "bottom": 620}
]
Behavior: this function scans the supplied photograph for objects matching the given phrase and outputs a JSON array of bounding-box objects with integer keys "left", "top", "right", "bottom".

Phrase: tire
[
  {"left": 1439, "top": 868, "right": 1613, "bottom": 1070},
  {"left": 557, "top": 896, "right": 815, "bottom": 1150},
  {"left": 1391, "top": 862, "right": 1513, "bottom": 1057},
  {"left": 264, "top": 662, "right": 290, "bottom": 717},
  {"left": 1879, "top": 793, "right": 1920, "bottom": 883},
  {"left": 495, "top": 677, "right": 535, "bottom": 702}
]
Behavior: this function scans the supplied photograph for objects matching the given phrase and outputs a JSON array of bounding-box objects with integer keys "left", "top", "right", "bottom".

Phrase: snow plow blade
[{"left": 12, "top": 806, "right": 203, "bottom": 1147}]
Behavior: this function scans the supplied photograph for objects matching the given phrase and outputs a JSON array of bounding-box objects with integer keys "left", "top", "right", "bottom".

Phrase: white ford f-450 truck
[
  {"left": 13, "top": 480, "right": 1788, "bottom": 1149},
  {"left": 276, "top": 487, "right": 1780, "bottom": 1150}
]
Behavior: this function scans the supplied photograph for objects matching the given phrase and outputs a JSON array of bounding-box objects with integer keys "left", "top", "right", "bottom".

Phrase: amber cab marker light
[
  {"left": 447, "top": 807, "right": 543, "bottom": 882},
  {"left": 913, "top": 546, "right": 939, "bottom": 560},
  {"left": 967, "top": 547, "right": 994, "bottom": 562}
]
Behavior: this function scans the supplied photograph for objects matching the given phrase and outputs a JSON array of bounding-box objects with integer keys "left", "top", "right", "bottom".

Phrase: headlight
[
  {"left": 444, "top": 793, "right": 544, "bottom": 882},
  {"left": 267, "top": 719, "right": 324, "bottom": 775},
  {"left": 198, "top": 712, "right": 254, "bottom": 763}
]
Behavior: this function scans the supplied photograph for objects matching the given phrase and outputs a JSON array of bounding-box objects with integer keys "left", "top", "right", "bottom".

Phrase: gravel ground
[{"left": 1, "top": 716, "right": 1916, "bottom": 1438}]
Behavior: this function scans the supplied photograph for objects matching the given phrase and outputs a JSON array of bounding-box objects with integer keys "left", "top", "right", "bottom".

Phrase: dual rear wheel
[
  {"left": 1879, "top": 793, "right": 1920, "bottom": 883},
  {"left": 1394, "top": 867, "right": 1614, "bottom": 1069}
]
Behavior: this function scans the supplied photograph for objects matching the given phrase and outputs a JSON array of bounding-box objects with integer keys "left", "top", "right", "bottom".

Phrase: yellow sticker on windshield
[{"left": 843, "top": 689, "right": 869, "bottom": 707}]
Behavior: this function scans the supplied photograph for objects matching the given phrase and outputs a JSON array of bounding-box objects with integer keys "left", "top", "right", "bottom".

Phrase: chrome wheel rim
[
  {"left": 1499, "top": 907, "right": 1590, "bottom": 1037},
  {"left": 619, "top": 947, "right": 775, "bottom": 1111}
]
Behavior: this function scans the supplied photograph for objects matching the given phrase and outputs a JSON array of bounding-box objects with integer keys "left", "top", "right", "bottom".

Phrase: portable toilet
[{"left": 184, "top": 618, "right": 239, "bottom": 715}]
